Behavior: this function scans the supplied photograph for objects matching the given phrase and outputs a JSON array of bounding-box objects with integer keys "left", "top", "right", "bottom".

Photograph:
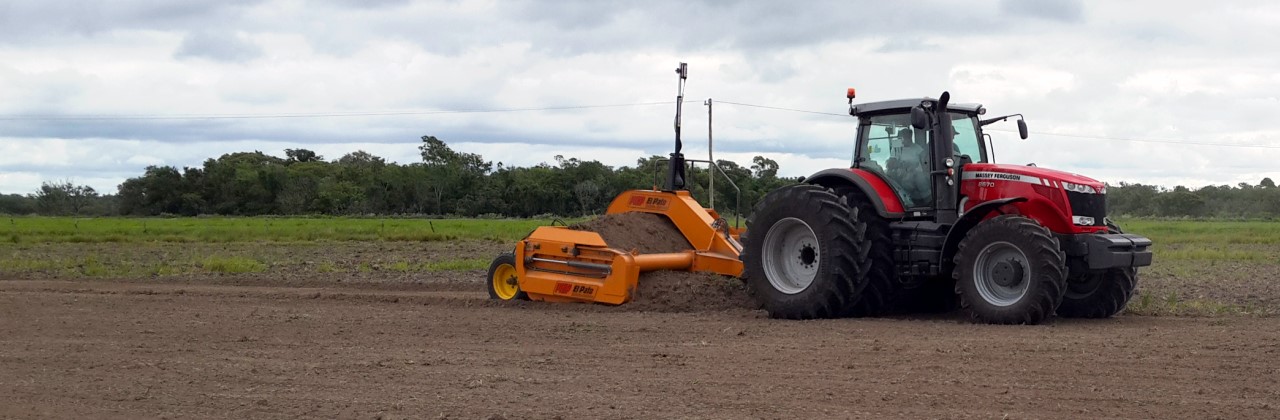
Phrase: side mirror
[
  {"left": 1017, "top": 119, "right": 1028, "bottom": 139},
  {"left": 910, "top": 106, "right": 928, "bottom": 130}
]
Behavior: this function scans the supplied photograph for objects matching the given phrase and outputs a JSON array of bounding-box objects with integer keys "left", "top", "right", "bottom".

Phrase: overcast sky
[{"left": 2, "top": 0, "right": 1279, "bottom": 194}]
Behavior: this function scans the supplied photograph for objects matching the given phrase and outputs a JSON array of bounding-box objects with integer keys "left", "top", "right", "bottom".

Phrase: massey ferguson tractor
[
  {"left": 741, "top": 90, "right": 1152, "bottom": 324},
  {"left": 487, "top": 64, "right": 1151, "bottom": 324}
]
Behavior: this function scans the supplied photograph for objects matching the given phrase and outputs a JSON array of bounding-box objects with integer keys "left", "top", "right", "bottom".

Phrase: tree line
[
  {"left": 1, "top": 135, "right": 1277, "bottom": 219},
  {"left": 0, "top": 136, "right": 793, "bottom": 218},
  {"left": 1106, "top": 180, "right": 1279, "bottom": 219}
]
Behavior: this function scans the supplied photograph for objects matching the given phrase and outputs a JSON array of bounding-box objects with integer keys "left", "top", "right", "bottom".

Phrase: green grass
[
  {"left": 7, "top": 216, "right": 1265, "bottom": 246},
  {"left": 200, "top": 256, "right": 267, "bottom": 273},
  {"left": 1117, "top": 219, "right": 1280, "bottom": 245},
  {"left": 0, "top": 255, "right": 181, "bottom": 277},
  {"left": 1125, "top": 291, "right": 1259, "bottom": 317},
  {"left": 372, "top": 258, "right": 489, "bottom": 272},
  {"left": 1108, "top": 218, "right": 1280, "bottom": 317},
  {"left": 1157, "top": 246, "right": 1274, "bottom": 262},
  {"left": 0, "top": 252, "right": 489, "bottom": 278},
  {"left": 0, "top": 216, "right": 573, "bottom": 244},
  {"left": 1111, "top": 218, "right": 1280, "bottom": 263},
  {"left": 317, "top": 261, "right": 338, "bottom": 273},
  {"left": 3, "top": 216, "right": 1278, "bottom": 317},
  {"left": 419, "top": 258, "right": 489, "bottom": 272},
  {"left": 0, "top": 258, "right": 62, "bottom": 272}
]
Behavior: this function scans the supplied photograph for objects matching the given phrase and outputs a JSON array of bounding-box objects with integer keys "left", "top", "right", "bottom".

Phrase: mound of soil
[
  {"left": 571, "top": 212, "right": 692, "bottom": 254},
  {"left": 571, "top": 212, "right": 755, "bottom": 312},
  {"left": 629, "top": 271, "right": 757, "bottom": 313}
]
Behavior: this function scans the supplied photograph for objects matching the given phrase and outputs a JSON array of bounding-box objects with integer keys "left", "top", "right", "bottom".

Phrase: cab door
[{"left": 855, "top": 114, "right": 932, "bottom": 208}]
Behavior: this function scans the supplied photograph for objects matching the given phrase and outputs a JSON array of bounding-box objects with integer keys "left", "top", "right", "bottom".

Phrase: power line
[
  {"left": 715, "top": 100, "right": 850, "bottom": 117},
  {"left": 715, "top": 100, "right": 1280, "bottom": 150},
  {"left": 985, "top": 128, "right": 1280, "bottom": 150},
  {"left": 4, "top": 97, "right": 1277, "bottom": 150},
  {"left": 0, "top": 102, "right": 675, "bottom": 121}
]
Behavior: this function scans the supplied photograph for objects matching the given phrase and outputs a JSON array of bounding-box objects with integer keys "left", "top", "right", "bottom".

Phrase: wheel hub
[
  {"left": 1065, "top": 271, "right": 1104, "bottom": 298},
  {"left": 971, "top": 241, "right": 1031, "bottom": 307},
  {"left": 491, "top": 263, "right": 520, "bottom": 300},
  {"left": 798, "top": 244, "right": 817, "bottom": 268},
  {"left": 990, "top": 259, "right": 1024, "bottom": 287}
]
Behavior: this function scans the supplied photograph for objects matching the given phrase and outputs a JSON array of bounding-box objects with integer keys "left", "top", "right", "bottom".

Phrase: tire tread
[
  {"left": 741, "top": 184, "right": 871, "bottom": 319},
  {"left": 952, "top": 215, "right": 1065, "bottom": 325},
  {"left": 1058, "top": 268, "right": 1137, "bottom": 318}
]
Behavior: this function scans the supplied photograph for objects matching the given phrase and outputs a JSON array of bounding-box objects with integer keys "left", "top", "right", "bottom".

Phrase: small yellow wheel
[{"left": 486, "top": 253, "right": 527, "bottom": 301}]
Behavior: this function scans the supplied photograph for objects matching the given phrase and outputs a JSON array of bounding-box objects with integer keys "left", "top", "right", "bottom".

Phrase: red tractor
[{"left": 742, "top": 91, "right": 1153, "bottom": 324}]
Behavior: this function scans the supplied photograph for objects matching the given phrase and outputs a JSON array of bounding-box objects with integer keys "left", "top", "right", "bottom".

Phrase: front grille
[{"left": 1067, "top": 191, "right": 1106, "bottom": 225}]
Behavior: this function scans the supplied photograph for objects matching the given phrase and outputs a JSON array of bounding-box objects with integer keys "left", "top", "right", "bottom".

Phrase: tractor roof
[{"left": 850, "top": 98, "right": 984, "bottom": 116}]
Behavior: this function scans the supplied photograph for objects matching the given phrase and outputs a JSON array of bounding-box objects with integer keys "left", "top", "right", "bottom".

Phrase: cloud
[
  {"left": 1, "top": 0, "right": 1279, "bottom": 194},
  {"left": 327, "top": 0, "right": 410, "bottom": 9},
  {"left": 949, "top": 64, "right": 1078, "bottom": 99},
  {"left": 0, "top": 1, "right": 264, "bottom": 44},
  {"left": 174, "top": 31, "right": 263, "bottom": 62},
  {"left": 875, "top": 37, "right": 940, "bottom": 53},
  {"left": 999, "top": 0, "right": 1085, "bottom": 23},
  {"left": 0, "top": 172, "right": 43, "bottom": 194}
]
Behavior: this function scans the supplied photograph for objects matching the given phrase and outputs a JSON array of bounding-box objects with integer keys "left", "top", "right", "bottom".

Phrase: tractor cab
[{"left": 849, "top": 98, "right": 990, "bottom": 212}]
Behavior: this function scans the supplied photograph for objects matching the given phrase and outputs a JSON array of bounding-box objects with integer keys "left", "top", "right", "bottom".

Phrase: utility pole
[{"left": 705, "top": 98, "right": 714, "bottom": 208}]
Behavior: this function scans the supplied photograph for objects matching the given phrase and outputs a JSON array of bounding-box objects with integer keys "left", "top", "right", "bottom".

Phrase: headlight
[
  {"left": 1072, "top": 215, "right": 1096, "bottom": 226},
  {"left": 1061, "top": 181, "right": 1098, "bottom": 194}
]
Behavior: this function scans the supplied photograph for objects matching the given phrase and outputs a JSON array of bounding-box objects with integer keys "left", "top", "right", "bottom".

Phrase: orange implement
[{"left": 506, "top": 189, "right": 743, "bottom": 305}]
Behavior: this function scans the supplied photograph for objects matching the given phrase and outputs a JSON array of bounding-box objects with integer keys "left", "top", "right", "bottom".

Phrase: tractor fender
[
  {"left": 805, "top": 168, "right": 906, "bottom": 218},
  {"left": 941, "top": 196, "right": 1028, "bottom": 271}
]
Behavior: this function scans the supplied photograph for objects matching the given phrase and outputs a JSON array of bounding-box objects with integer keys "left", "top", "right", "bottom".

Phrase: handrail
[{"left": 648, "top": 158, "right": 743, "bottom": 229}]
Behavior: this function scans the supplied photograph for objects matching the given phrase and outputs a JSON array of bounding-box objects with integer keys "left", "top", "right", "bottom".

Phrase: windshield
[
  {"left": 853, "top": 112, "right": 986, "bottom": 166},
  {"left": 853, "top": 111, "right": 986, "bottom": 208}
]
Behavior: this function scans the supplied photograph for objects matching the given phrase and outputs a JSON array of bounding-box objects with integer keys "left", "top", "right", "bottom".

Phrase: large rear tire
[
  {"left": 836, "top": 189, "right": 897, "bottom": 317},
  {"left": 741, "top": 184, "right": 871, "bottom": 319},
  {"left": 953, "top": 215, "right": 1066, "bottom": 324},
  {"left": 1057, "top": 268, "right": 1137, "bottom": 318}
]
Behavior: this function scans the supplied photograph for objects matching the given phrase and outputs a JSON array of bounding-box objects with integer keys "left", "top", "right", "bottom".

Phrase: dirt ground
[
  {"left": 3, "top": 221, "right": 1279, "bottom": 418},
  {"left": 2, "top": 274, "right": 1278, "bottom": 419}
]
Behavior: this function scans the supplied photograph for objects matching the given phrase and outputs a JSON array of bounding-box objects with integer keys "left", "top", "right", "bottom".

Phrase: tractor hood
[{"left": 965, "top": 163, "right": 1106, "bottom": 193}]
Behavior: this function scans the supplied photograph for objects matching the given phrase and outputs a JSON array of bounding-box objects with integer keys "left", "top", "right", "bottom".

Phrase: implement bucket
[{"left": 511, "top": 189, "right": 743, "bottom": 305}]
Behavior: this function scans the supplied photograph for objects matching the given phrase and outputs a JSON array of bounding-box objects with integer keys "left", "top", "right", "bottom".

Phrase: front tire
[
  {"left": 1058, "top": 268, "right": 1137, "bottom": 318},
  {"left": 953, "top": 215, "right": 1066, "bottom": 324},
  {"left": 1059, "top": 221, "right": 1138, "bottom": 318},
  {"left": 741, "top": 184, "right": 871, "bottom": 319}
]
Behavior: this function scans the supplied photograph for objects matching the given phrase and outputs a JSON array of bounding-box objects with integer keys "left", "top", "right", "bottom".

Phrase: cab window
[
  {"left": 856, "top": 114, "right": 931, "bottom": 208},
  {"left": 949, "top": 114, "right": 985, "bottom": 163},
  {"left": 854, "top": 111, "right": 986, "bottom": 209}
]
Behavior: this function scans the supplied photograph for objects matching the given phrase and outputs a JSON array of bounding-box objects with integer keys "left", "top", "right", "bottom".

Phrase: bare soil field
[
  {"left": 2, "top": 237, "right": 1279, "bottom": 418},
  {"left": 2, "top": 279, "right": 1278, "bottom": 419}
]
